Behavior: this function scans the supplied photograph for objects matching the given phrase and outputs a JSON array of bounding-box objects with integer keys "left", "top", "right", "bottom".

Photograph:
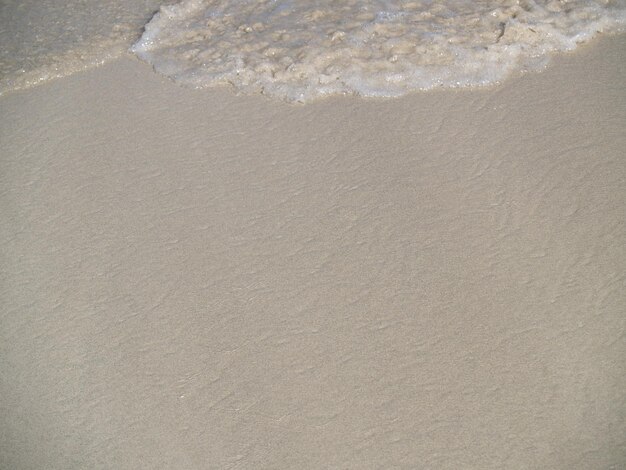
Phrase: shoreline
[{"left": 2, "top": 28, "right": 625, "bottom": 101}]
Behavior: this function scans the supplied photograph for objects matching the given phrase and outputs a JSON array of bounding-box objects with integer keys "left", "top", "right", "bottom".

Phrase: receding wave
[{"left": 132, "top": 0, "right": 626, "bottom": 102}]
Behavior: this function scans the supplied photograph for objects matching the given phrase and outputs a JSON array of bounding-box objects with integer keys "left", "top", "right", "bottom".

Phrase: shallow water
[
  {"left": 1, "top": 0, "right": 625, "bottom": 100},
  {"left": 0, "top": 0, "right": 174, "bottom": 95}
]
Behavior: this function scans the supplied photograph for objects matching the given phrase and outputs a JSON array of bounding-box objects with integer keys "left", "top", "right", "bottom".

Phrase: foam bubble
[{"left": 132, "top": 0, "right": 626, "bottom": 102}]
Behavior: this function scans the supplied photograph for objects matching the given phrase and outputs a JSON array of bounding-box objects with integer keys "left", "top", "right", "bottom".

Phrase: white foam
[{"left": 132, "top": 0, "right": 626, "bottom": 102}]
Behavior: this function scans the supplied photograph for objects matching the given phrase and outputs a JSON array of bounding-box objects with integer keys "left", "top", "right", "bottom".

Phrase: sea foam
[{"left": 132, "top": 0, "right": 626, "bottom": 102}]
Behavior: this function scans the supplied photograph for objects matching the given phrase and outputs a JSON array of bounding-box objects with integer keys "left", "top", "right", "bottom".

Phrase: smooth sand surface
[{"left": 1, "top": 36, "right": 625, "bottom": 469}]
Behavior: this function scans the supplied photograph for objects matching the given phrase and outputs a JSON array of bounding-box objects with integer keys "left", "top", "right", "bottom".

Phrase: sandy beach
[{"left": 1, "top": 31, "right": 625, "bottom": 469}]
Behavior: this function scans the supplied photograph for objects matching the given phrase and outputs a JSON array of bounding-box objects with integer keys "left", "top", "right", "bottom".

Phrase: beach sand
[{"left": 1, "top": 35, "right": 625, "bottom": 469}]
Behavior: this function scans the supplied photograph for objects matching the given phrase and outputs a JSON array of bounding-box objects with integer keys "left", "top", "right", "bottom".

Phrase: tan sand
[{"left": 1, "top": 35, "right": 625, "bottom": 469}]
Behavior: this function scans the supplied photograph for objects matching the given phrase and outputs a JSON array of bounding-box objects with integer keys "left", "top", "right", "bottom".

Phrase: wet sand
[{"left": 1, "top": 35, "right": 625, "bottom": 469}]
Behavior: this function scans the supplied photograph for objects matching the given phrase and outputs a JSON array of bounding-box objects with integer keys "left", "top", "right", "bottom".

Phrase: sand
[{"left": 1, "top": 35, "right": 625, "bottom": 469}]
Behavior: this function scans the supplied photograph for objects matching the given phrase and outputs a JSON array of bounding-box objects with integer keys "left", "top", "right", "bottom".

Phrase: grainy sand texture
[{"left": 1, "top": 35, "right": 625, "bottom": 469}]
